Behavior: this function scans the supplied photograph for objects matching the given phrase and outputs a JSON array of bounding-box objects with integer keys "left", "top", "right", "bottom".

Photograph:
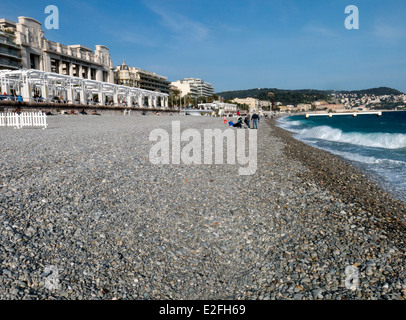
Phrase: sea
[{"left": 277, "top": 111, "right": 406, "bottom": 203}]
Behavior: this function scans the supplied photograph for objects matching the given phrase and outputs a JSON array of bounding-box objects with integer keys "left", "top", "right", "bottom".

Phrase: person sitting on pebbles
[{"left": 232, "top": 117, "right": 243, "bottom": 128}]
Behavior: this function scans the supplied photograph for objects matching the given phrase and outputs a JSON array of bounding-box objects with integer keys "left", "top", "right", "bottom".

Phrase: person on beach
[
  {"left": 224, "top": 116, "right": 227, "bottom": 124},
  {"left": 244, "top": 114, "right": 250, "bottom": 128},
  {"left": 232, "top": 118, "right": 243, "bottom": 128},
  {"left": 251, "top": 112, "right": 259, "bottom": 129}
]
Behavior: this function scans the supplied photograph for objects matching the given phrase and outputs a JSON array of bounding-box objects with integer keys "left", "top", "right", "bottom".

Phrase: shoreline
[{"left": 267, "top": 117, "right": 406, "bottom": 243}]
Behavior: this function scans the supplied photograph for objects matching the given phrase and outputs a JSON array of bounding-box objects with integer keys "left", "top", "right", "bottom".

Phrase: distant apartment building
[
  {"left": 259, "top": 100, "right": 272, "bottom": 109},
  {"left": 171, "top": 79, "right": 199, "bottom": 98},
  {"left": 297, "top": 103, "right": 311, "bottom": 111},
  {"left": 231, "top": 97, "right": 259, "bottom": 112},
  {"left": 0, "top": 16, "right": 114, "bottom": 82},
  {"left": 114, "top": 60, "right": 170, "bottom": 94},
  {"left": 316, "top": 103, "right": 345, "bottom": 111},
  {"left": 171, "top": 78, "right": 214, "bottom": 98},
  {"left": 136, "top": 67, "right": 170, "bottom": 94}
]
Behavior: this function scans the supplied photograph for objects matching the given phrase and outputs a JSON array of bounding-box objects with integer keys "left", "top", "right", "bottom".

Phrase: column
[
  {"left": 138, "top": 94, "right": 143, "bottom": 108},
  {"left": 127, "top": 92, "right": 132, "bottom": 107},
  {"left": 69, "top": 63, "right": 74, "bottom": 77},
  {"left": 148, "top": 95, "right": 152, "bottom": 108},
  {"left": 80, "top": 81, "right": 86, "bottom": 104},
  {"left": 41, "top": 77, "right": 49, "bottom": 101},
  {"left": 43, "top": 53, "right": 52, "bottom": 72},
  {"left": 98, "top": 84, "right": 105, "bottom": 106},
  {"left": 113, "top": 88, "right": 118, "bottom": 105},
  {"left": 67, "top": 84, "right": 74, "bottom": 104},
  {"left": 21, "top": 75, "right": 32, "bottom": 102},
  {"left": 108, "top": 69, "right": 114, "bottom": 84},
  {"left": 153, "top": 95, "right": 158, "bottom": 108},
  {"left": 96, "top": 69, "right": 103, "bottom": 82},
  {"left": 58, "top": 60, "right": 64, "bottom": 75}
]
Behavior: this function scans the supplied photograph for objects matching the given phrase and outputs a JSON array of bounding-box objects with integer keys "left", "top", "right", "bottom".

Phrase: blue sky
[{"left": 1, "top": 0, "right": 405, "bottom": 93}]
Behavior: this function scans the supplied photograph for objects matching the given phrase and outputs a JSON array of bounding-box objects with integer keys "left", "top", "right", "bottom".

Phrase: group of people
[
  {"left": 2, "top": 92, "right": 23, "bottom": 102},
  {"left": 225, "top": 112, "right": 261, "bottom": 129}
]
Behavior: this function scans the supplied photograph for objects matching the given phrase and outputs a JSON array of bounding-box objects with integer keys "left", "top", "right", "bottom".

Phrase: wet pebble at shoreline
[{"left": 0, "top": 114, "right": 405, "bottom": 300}]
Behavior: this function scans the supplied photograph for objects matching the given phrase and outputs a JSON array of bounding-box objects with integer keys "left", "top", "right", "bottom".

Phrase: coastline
[{"left": 268, "top": 117, "right": 406, "bottom": 242}]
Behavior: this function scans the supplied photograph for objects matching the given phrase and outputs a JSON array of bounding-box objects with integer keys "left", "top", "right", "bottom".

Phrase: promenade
[{"left": 0, "top": 114, "right": 404, "bottom": 300}]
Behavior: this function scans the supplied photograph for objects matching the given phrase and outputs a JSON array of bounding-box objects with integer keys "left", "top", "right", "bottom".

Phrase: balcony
[
  {"left": 0, "top": 58, "right": 20, "bottom": 69},
  {"left": 0, "top": 47, "right": 21, "bottom": 60},
  {"left": 0, "top": 36, "right": 20, "bottom": 49}
]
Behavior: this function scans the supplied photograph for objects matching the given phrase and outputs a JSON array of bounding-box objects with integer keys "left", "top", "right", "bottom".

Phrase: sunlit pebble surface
[{"left": 0, "top": 113, "right": 405, "bottom": 300}]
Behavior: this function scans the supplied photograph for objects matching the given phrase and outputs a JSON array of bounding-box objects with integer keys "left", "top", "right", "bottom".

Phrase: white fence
[{"left": 0, "top": 112, "right": 47, "bottom": 129}]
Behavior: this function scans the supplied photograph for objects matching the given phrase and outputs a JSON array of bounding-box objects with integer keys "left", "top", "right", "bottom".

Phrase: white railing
[
  {"left": 0, "top": 112, "right": 47, "bottom": 129},
  {"left": 305, "top": 111, "right": 382, "bottom": 119}
]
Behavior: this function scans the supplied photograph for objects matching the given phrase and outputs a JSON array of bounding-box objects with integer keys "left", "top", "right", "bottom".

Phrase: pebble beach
[{"left": 0, "top": 113, "right": 405, "bottom": 300}]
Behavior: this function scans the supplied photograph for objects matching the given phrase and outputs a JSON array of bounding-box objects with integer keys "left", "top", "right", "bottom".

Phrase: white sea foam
[
  {"left": 321, "top": 149, "right": 406, "bottom": 166},
  {"left": 276, "top": 118, "right": 303, "bottom": 133},
  {"left": 298, "top": 126, "right": 406, "bottom": 149}
]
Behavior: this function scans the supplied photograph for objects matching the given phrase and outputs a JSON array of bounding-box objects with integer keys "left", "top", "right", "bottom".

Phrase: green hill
[
  {"left": 217, "top": 87, "right": 403, "bottom": 105},
  {"left": 332, "top": 87, "right": 404, "bottom": 96}
]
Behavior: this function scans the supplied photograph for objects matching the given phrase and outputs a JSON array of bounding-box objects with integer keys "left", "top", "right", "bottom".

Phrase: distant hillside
[
  {"left": 217, "top": 87, "right": 404, "bottom": 105},
  {"left": 332, "top": 87, "right": 404, "bottom": 96}
]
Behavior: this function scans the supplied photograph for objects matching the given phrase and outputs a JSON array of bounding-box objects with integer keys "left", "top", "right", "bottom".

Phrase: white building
[
  {"left": 231, "top": 97, "right": 259, "bottom": 112},
  {"left": 0, "top": 16, "right": 114, "bottom": 83},
  {"left": 171, "top": 79, "right": 199, "bottom": 98},
  {"left": 171, "top": 77, "right": 214, "bottom": 98}
]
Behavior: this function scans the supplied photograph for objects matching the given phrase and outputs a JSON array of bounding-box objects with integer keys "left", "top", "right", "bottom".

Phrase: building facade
[
  {"left": 0, "top": 16, "right": 114, "bottom": 83},
  {"left": 0, "top": 20, "right": 22, "bottom": 70},
  {"left": 231, "top": 97, "right": 259, "bottom": 112},
  {"left": 114, "top": 60, "right": 140, "bottom": 87},
  {"left": 114, "top": 60, "right": 170, "bottom": 94},
  {"left": 171, "top": 78, "right": 214, "bottom": 98},
  {"left": 171, "top": 79, "right": 199, "bottom": 98}
]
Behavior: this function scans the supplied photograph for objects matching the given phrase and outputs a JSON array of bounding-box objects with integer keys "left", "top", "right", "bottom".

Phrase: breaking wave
[{"left": 298, "top": 126, "right": 406, "bottom": 150}]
